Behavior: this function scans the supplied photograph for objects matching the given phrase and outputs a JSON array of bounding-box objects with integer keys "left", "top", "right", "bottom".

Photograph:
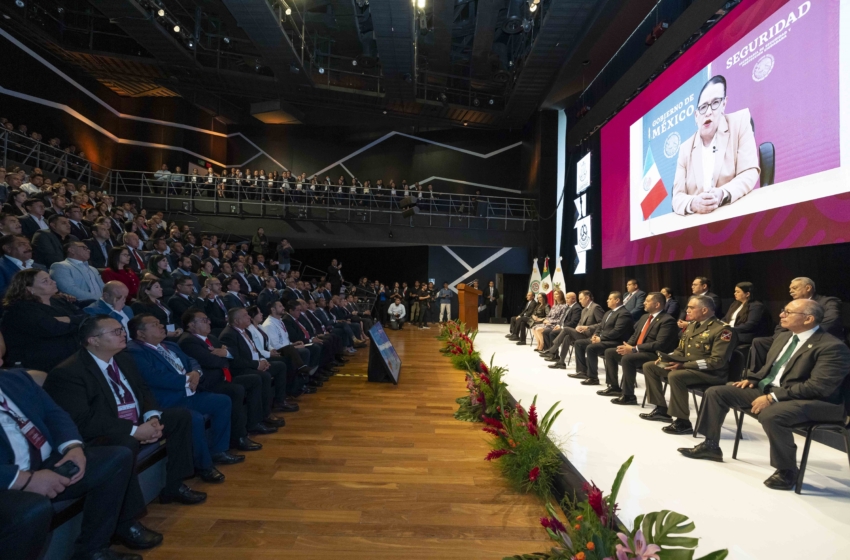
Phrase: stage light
[
  {"left": 382, "top": 110, "right": 387, "bottom": 115},
  {"left": 472, "top": 98, "right": 480, "bottom": 107},
  {"left": 188, "top": 39, "right": 194, "bottom": 48},
  {"left": 318, "top": 67, "right": 325, "bottom": 74},
  {"left": 352, "top": 59, "right": 358, "bottom": 66},
  {"left": 57, "top": 6, "right": 64, "bottom": 14},
  {"left": 173, "top": 24, "right": 180, "bottom": 33},
  {"left": 529, "top": 3, "right": 537, "bottom": 13},
  {"left": 463, "top": 122, "right": 468, "bottom": 126},
  {"left": 283, "top": 2, "right": 292, "bottom": 16},
  {"left": 417, "top": 0, "right": 426, "bottom": 8},
  {"left": 488, "top": 98, "right": 494, "bottom": 105},
  {"left": 223, "top": 36, "right": 230, "bottom": 44},
  {"left": 157, "top": 8, "right": 165, "bottom": 17},
  {"left": 15, "top": 0, "right": 25, "bottom": 7}
]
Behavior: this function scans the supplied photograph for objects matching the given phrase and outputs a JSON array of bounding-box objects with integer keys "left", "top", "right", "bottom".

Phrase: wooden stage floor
[{"left": 139, "top": 327, "right": 550, "bottom": 559}]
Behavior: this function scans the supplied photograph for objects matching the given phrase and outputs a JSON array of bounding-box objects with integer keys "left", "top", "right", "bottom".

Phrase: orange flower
[
  {"left": 587, "top": 542, "right": 595, "bottom": 551},
  {"left": 576, "top": 553, "right": 586, "bottom": 560},
  {"left": 576, "top": 515, "right": 583, "bottom": 521},
  {"left": 574, "top": 524, "right": 581, "bottom": 530},
  {"left": 508, "top": 439, "right": 517, "bottom": 448}
]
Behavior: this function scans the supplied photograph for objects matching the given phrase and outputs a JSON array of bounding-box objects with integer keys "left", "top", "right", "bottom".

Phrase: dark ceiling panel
[
  {"left": 470, "top": 0, "right": 500, "bottom": 80},
  {"left": 430, "top": 0, "right": 456, "bottom": 74},
  {"left": 370, "top": 0, "right": 415, "bottom": 103}
]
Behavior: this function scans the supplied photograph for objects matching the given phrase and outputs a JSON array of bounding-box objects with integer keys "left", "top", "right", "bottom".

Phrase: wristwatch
[{"left": 64, "top": 443, "right": 85, "bottom": 452}]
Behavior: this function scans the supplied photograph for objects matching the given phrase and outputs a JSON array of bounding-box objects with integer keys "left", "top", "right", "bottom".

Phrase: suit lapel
[
  {"left": 690, "top": 134, "right": 705, "bottom": 191},
  {"left": 761, "top": 331, "right": 793, "bottom": 375},
  {"left": 712, "top": 115, "right": 731, "bottom": 188},
  {"left": 782, "top": 331, "right": 821, "bottom": 373},
  {"left": 81, "top": 351, "right": 121, "bottom": 417}
]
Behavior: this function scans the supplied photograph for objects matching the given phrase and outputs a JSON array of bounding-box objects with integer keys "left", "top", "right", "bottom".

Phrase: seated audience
[
  {"left": 531, "top": 290, "right": 567, "bottom": 350},
  {"left": 84, "top": 219, "right": 114, "bottom": 269},
  {"left": 20, "top": 198, "right": 49, "bottom": 238},
  {"left": 166, "top": 276, "right": 206, "bottom": 319},
  {"left": 679, "top": 299, "right": 850, "bottom": 490},
  {"left": 83, "top": 281, "right": 133, "bottom": 336},
  {"left": 3, "top": 189, "right": 27, "bottom": 217},
  {"left": 131, "top": 278, "right": 182, "bottom": 337},
  {"left": 544, "top": 290, "right": 603, "bottom": 366},
  {"left": 601, "top": 293, "right": 679, "bottom": 404},
  {"left": 101, "top": 246, "right": 140, "bottom": 300},
  {"left": 661, "top": 287, "right": 679, "bottom": 317},
  {"left": 0, "top": 368, "right": 148, "bottom": 560},
  {"left": 571, "top": 291, "right": 634, "bottom": 386},
  {"left": 507, "top": 292, "right": 536, "bottom": 340},
  {"left": 622, "top": 279, "right": 647, "bottom": 322},
  {"left": 0, "top": 212, "right": 22, "bottom": 237},
  {"left": 515, "top": 293, "right": 550, "bottom": 345},
  {"left": 0, "top": 234, "right": 40, "bottom": 298},
  {"left": 540, "top": 292, "right": 581, "bottom": 351},
  {"left": 171, "top": 255, "right": 201, "bottom": 293},
  {"left": 388, "top": 296, "right": 406, "bottom": 329},
  {"left": 202, "top": 276, "right": 229, "bottom": 330},
  {"left": 723, "top": 282, "right": 770, "bottom": 352},
  {"left": 32, "top": 214, "right": 78, "bottom": 269},
  {"left": 677, "top": 277, "right": 722, "bottom": 329},
  {"left": 1, "top": 269, "right": 85, "bottom": 371},
  {"left": 223, "top": 276, "right": 249, "bottom": 310},
  {"left": 641, "top": 295, "right": 738, "bottom": 435},
  {"left": 145, "top": 254, "right": 174, "bottom": 300},
  {"left": 49, "top": 241, "right": 104, "bottom": 302},
  {"left": 125, "top": 314, "right": 241, "bottom": 482}
]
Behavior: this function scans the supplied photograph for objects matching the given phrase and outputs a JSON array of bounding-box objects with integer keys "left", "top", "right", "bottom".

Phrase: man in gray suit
[
  {"left": 679, "top": 299, "right": 850, "bottom": 490},
  {"left": 622, "top": 279, "right": 647, "bottom": 322},
  {"left": 544, "top": 290, "right": 604, "bottom": 368},
  {"left": 49, "top": 241, "right": 104, "bottom": 301}
]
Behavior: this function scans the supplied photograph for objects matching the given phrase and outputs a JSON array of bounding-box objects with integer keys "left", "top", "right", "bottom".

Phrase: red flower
[
  {"left": 482, "top": 427, "right": 500, "bottom": 436},
  {"left": 528, "top": 466, "right": 540, "bottom": 482},
  {"left": 528, "top": 404, "right": 538, "bottom": 427},
  {"left": 540, "top": 516, "right": 567, "bottom": 533},
  {"left": 468, "top": 348, "right": 473, "bottom": 355},
  {"left": 480, "top": 362, "right": 489, "bottom": 374},
  {"left": 479, "top": 374, "right": 491, "bottom": 385},
  {"left": 482, "top": 416, "right": 505, "bottom": 430},
  {"left": 485, "top": 449, "right": 511, "bottom": 461},
  {"left": 583, "top": 481, "right": 609, "bottom": 525},
  {"left": 527, "top": 422, "right": 538, "bottom": 437}
]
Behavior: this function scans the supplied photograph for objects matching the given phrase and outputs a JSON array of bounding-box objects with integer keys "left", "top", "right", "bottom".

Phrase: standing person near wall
[
  {"left": 408, "top": 280, "right": 421, "bottom": 324},
  {"left": 437, "top": 282, "right": 453, "bottom": 322},
  {"left": 251, "top": 228, "right": 269, "bottom": 258}
]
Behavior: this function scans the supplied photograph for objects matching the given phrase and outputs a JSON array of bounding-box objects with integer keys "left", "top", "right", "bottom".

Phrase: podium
[{"left": 457, "top": 283, "right": 483, "bottom": 331}]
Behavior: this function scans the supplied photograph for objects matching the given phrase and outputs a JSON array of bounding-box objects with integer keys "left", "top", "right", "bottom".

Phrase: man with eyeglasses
[
  {"left": 672, "top": 75, "right": 760, "bottom": 215},
  {"left": 678, "top": 299, "right": 850, "bottom": 491}
]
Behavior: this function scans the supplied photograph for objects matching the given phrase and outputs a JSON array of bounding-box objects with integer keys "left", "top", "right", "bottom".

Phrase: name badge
[
  {"left": 117, "top": 403, "right": 138, "bottom": 422},
  {"left": 21, "top": 421, "right": 47, "bottom": 449}
]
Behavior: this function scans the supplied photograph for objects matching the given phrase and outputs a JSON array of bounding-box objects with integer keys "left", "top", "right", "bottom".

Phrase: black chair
[
  {"left": 731, "top": 374, "right": 850, "bottom": 494},
  {"left": 758, "top": 143, "right": 776, "bottom": 187},
  {"left": 691, "top": 350, "right": 746, "bottom": 438}
]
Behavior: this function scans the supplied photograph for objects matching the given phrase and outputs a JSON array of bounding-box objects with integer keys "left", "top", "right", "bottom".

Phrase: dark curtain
[{"left": 502, "top": 273, "right": 529, "bottom": 321}]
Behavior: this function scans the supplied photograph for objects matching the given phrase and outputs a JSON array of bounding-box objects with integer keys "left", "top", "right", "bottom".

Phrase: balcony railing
[
  {"left": 106, "top": 170, "right": 537, "bottom": 231},
  {"left": 0, "top": 129, "right": 109, "bottom": 187}
]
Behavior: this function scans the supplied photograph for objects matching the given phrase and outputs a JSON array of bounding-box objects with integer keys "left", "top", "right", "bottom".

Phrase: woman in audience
[
  {"left": 131, "top": 278, "right": 182, "bottom": 338},
  {"left": 2, "top": 189, "right": 27, "bottom": 216},
  {"left": 532, "top": 289, "right": 567, "bottom": 350},
  {"left": 145, "top": 253, "right": 175, "bottom": 299},
  {"left": 1, "top": 269, "right": 85, "bottom": 370},
  {"left": 199, "top": 260, "right": 216, "bottom": 283},
  {"left": 723, "top": 281, "right": 770, "bottom": 352},
  {"left": 660, "top": 287, "right": 679, "bottom": 317},
  {"left": 252, "top": 227, "right": 269, "bottom": 257},
  {"left": 101, "top": 245, "right": 140, "bottom": 300}
]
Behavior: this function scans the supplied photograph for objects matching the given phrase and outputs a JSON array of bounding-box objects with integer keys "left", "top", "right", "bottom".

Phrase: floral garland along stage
[{"left": 436, "top": 320, "right": 729, "bottom": 560}]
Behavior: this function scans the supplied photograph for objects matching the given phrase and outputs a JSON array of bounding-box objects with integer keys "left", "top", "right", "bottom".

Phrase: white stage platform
[{"left": 474, "top": 323, "right": 850, "bottom": 560}]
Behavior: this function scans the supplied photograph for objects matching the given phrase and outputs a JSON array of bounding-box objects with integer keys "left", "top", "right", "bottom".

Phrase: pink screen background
[{"left": 601, "top": 0, "right": 848, "bottom": 269}]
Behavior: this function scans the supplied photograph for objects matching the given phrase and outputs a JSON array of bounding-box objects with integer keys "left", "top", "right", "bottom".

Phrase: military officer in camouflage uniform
[{"left": 640, "top": 295, "right": 737, "bottom": 435}]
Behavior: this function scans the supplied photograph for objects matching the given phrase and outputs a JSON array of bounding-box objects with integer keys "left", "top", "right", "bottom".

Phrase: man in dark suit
[
  {"left": 484, "top": 281, "right": 499, "bottom": 321},
  {"left": 507, "top": 292, "right": 536, "bottom": 340},
  {"left": 232, "top": 262, "right": 256, "bottom": 300},
  {"left": 545, "top": 290, "right": 604, "bottom": 367},
  {"left": 203, "top": 277, "right": 229, "bottom": 331},
  {"left": 223, "top": 276, "right": 249, "bottom": 310},
  {"left": 679, "top": 299, "right": 850, "bottom": 490},
  {"left": 257, "top": 276, "right": 281, "bottom": 317},
  {"left": 167, "top": 276, "right": 206, "bottom": 319},
  {"left": 220, "top": 308, "right": 291, "bottom": 420},
  {"left": 283, "top": 299, "right": 328, "bottom": 371},
  {"left": 125, "top": 314, "right": 243, "bottom": 482},
  {"left": 32, "top": 214, "right": 78, "bottom": 269},
  {"left": 247, "top": 265, "right": 264, "bottom": 294},
  {"left": 601, "top": 293, "right": 680, "bottom": 404},
  {"left": 678, "top": 277, "right": 722, "bottom": 330},
  {"left": 178, "top": 310, "right": 270, "bottom": 449},
  {"left": 327, "top": 259, "right": 343, "bottom": 294},
  {"left": 747, "top": 277, "right": 843, "bottom": 374},
  {"left": 622, "top": 279, "right": 647, "bottom": 322},
  {"left": 1, "top": 367, "right": 152, "bottom": 559},
  {"left": 122, "top": 233, "right": 146, "bottom": 274},
  {"left": 570, "top": 292, "right": 634, "bottom": 386},
  {"left": 661, "top": 287, "right": 679, "bottom": 317},
  {"left": 84, "top": 219, "right": 114, "bottom": 269},
  {"left": 108, "top": 207, "right": 126, "bottom": 241},
  {"left": 171, "top": 255, "right": 201, "bottom": 293},
  {"left": 0, "top": 234, "right": 45, "bottom": 297},
  {"left": 281, "top": 278, "right": 301, "bottom": 303},
  {"left": 19, "top": 198, "right": 50, "bottom": 239},
  {"left": 66, "top": 205, "right": 91, "bottom": 240},
  {"left": 45, "top": 316, "right": 207, "bottom": 511},
  {"left": 540, "top": 292, "right": 582, "bottom": 350}
]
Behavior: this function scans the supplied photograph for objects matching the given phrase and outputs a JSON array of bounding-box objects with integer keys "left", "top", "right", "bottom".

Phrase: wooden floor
[{"left": 139, "top": 326, "right": 551, "bottom": 559}]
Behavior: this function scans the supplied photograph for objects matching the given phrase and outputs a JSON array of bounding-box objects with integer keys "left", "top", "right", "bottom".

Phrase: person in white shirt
[{"left": 388, "top": 296, "right": 406, "bottom": 329}]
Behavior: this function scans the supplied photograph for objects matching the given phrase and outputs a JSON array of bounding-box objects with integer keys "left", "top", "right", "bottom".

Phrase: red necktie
[
  {"left": 296, "top": 318, "right": 310, "bottom": 340},
  {"left": 132, "top": 250, "right": 144, "bottom": 268},
  {"left": 204, "top": 338, "right": 231, "bottom": 381},
  {"left": 637, "top": 314, "right": 653, "bottom": 345}
]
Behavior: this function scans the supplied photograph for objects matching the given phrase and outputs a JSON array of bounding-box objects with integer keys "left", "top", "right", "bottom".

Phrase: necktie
[
  {"left": 106, "top": 363, "right": 139, "bottom": 424},
  {"left": 759, "top": 335, "right": 800, "bottom": 391},
  {"left": 241, "top": 330, "right": 260, "bottom": 355},
  {"left": 216, "top": 296, "right": 226, "bottom": 312},
  {"left": 637, "top": 314, "right": 653, "bottom": 345},
  {"left": 132, "top": 250, "right": 144, "bottom": 269},
  {"left": 156, "top": 346, "right": 185, "bottom": 375},
  {"left": 296, "top": 318, "right": 310, "bottom": 340},
  {"left": 0, "top": 397, "right": 46, "bottom": 470},
  {"left": 204, "top": 338, "right": 231, "bottom": 382}
]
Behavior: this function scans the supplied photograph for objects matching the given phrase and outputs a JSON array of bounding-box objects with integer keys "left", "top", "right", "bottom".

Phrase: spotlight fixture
[
  {"left": 416, "top": 0, "right": 426, "bottom": 8},
  {"left": 463, "top": 122, "right": 468, "bottom": 126},
  {"left": 352, "top": 59, "right": 358, "bottom": 66},
  {"left": 173, "top": 24, "right": 180, "bottom": 33},
  {"left": 157, "top": 8, "right": 165, "bottom": 17},
  {"left": 529, "top": 3, "right": 537, "bottom": 12},
  {"left": 223, "top": 36, "right": 230, "bottom": 44},
  {"left": 286, "top": 7, "right": 292, "bottom": 15},
  {"left": 318, "top": 67, "right": 325, "bottom": 74},
  {"left": 15, "top": 0, "right": 25, "bottom": 7},
  {"left": 382, "top": 110, "right": 387, "bottom": 115},
  {"left": 187, "top": 39, "right": 194, "bottom": 48},
  {"left": 488, "top": 98, "right": 495, "bottom": 105},
  {"left": 283, "top": 2, "right": 292, "bottom": 16},
  {"left": 472, "top": 98, "right": 480, "bottom": 107},
  {"left": 57, "top": 6, "right": 64, "bottom": 14},
  {"left": 438, "top": 92, "right": 447, "bottom": 103}
]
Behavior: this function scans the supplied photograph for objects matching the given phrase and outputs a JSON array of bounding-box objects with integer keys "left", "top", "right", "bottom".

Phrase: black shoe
[
  {"left": 662, "top": 419, "right": 694, "bottom": 435},
  {"left": 611, "top": 395, "right": 638, "bottom": 406},
  {"left": 508, "top": 336, "right": 520, "bottom": 341},
  {"left": 548, "top": 363, "right": 566, "bottom": 369},
  {"left": 596, "top": 386, "right": 622, "bottom": 396},
  {"left": 265, "top": 415, "right": 286, "bottom": 427},
  {"left": 764, "top": 469, "right": 798, "bottom": 490},
  {"left": 302, "top": 385, "right": 318, "bottom": 394},
  {"left": 196, "top": 467, "right": 225, "bottom": 483},
  {"left": 535, "top": 349, "right": 547, "bottom": 354},
  {"left": 72, "top": 549, "right": 143, "bottom": 560},
  {"left": 331, "top": 360, "right": 346, "bottom": 367},
  {"left": 504, "top": 334, "right": 513, "bottom": 339},
  {"left": 515, "top": 341, "right": 526, "bottom": 345},
  {"left": 581, "top": 378, "right": 600, "bottom": 386},
  {"left": 640, "top": 407, "right": 673, "bottom": 422},
  {"left": 212, "top": 451, "right": 245, "bottom": 465},
  {"left": 248, "top": 422, "right": 277, "bottom": 435},
  {"left": 678, "top": 441, "right": 723, "bottom": 462},
  {"left": 567, "top": 373, "right": 588, "bottom": 379},
  {"left": 159, "top": 484, "right": 207, "bottom": 505},
  {"left": 113, "top": 522, "right": 163, "bottom": 550},
  {"left": 544, "top": 356, "right": 560, "bottom": 362},
  {"left": 307, "top": 378, "right": 324, "bottom": 387},
  {"left": 274, "top": 401, "right": 300, "bottom": 413},
  {"left": 235, "top": 436, "right": 262, "bottom": 451}
]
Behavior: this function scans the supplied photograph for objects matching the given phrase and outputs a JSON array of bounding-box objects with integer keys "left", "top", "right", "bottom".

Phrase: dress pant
[
  {"left": 603, "top": 349, "right": 656, "bottom": 395},
  {"left": 553, "top": 327, "right": 591, "bottom": 363},
  {"left": 418, "top": 303, "right": 431, "bottom": 327},
  {"left": 206, "top": 375, "right": 263, "bottom": 440},
  {"left": 409, "top": 301, "right": 420, "bottom": 323},
  {"left": 542, "top": 327, "right": 560, "bottom": 349},
  {"left": 239, "top": 361, "right": 288, "bottom": 413},
  {"left": 642, "top": 363, "right": 726, "bottom": 419},
  {"left": 171, "top": 393, "right": 232, "bottom": 469},
  {"left": 698, "top": 383, "right": 846, "bottom": 470},
  {"left": 0, "top": 446, "right": 134, "bottom": 559},
  {"left": 747, "top": 335, "right": 776, "bottom": 374},
  {"left": 574, "top": 340, "right": 617, "bottom": 379},
  {"left": 509, "top": 316, "right": 522, "bottom": 336},
  {"left": 439, "top": 302, "right": 451, "bottom": 322}
]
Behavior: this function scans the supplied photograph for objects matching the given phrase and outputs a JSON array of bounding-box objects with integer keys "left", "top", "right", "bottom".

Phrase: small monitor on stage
[{"left": 367, "top": 323, "right": 401, "bottom": 384}]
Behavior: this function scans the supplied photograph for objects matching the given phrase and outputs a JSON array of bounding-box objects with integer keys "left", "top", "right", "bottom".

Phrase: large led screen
[{"left": 601, "top": 0, "right": 849, "bottom": 268}]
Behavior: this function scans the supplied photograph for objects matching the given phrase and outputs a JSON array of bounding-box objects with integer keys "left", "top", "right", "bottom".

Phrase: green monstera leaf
[{"left": 634, "top": 510, "right": 727, "bottom": 560}]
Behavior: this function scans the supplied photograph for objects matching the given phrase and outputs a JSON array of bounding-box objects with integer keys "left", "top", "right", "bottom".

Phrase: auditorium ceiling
[{"left": 1, "top": 0, "right": 654, "bottom": 128}]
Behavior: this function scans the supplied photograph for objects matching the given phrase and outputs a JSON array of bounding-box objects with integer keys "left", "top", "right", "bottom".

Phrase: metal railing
[
  {"left": 105, "top": 170, "right": 537, "bottom": 231},
  {"left": 0, "top": 129, "right": 110, "bottom": 188}
]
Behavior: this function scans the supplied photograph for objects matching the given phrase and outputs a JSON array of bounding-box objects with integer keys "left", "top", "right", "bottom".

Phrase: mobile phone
[{"left": 52, "top": 460, "right": 80, "bottom": 479}]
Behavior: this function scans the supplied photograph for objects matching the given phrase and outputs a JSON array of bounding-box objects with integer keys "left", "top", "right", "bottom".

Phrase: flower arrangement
[
  {"left": 504, "top": 457, "right": 728, "bottom": 560},
  {"left": 454, "top": 354, "right": 508, "bottom": 422},
  {"left": 439, "top": 321, "right": 481, "bottom": 371},
  {"left": 483, "top": 395, "right": 563, "bottom": 499}
]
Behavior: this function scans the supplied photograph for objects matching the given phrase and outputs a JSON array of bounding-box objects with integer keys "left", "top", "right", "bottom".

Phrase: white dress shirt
[
  {"left": 87, "top": 352, "right": 161, "bottom": 435},
  {"left": 728, "top": 304, "right": 743, "bottom": 327},
  {"left": 388, "top": 302, "right": 406, "bottom": 319},
  {"left": 247, "top": 324, "right": 271, "bottom": 359},
  {"left": 28, "top": 214, "right": 49, "bottom": 230},
  {"left": 262, "top": 316, "right": 291, "bottom": 349},
  {"left": 5, "top": 255, "right": 32, "bottom": 270},
  {"left": 769, "top": 326, "right": 819, "bottom": 401},
  {"left": 234, "top": 327, "right": 261, "bottom": 360}
]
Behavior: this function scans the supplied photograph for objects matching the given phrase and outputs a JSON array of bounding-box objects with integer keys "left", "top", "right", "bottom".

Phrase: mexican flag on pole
[
  {"left": 529, "top": 258, "right": 542, "bottom": 295},
  {"left": 540, "top": 257, "right": 553, "bottom": 306},
  {"left": 551, "top": 257, "right": 566, "bottom": 304}
]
